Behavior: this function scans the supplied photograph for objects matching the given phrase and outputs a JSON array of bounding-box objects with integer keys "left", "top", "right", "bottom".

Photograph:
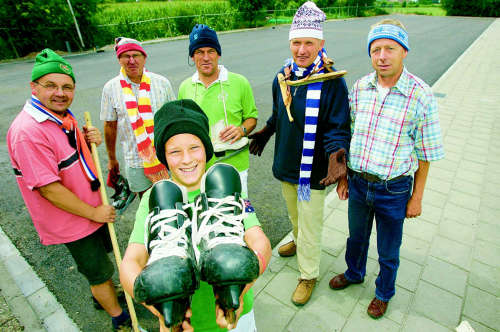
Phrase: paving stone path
[{"left": 252, "top": 18, "right": 500, "bottom": 332}]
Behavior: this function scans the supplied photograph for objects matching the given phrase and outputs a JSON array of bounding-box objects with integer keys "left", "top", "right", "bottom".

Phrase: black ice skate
[
  {"left": 192, "top": 163, "right": 260, "bottom": 324},
  {"left": 110, "top": 175, "right": 135, "bottom": 213},
  {"left": 133, "top": 180, "right": 199, "bottom": 329}
]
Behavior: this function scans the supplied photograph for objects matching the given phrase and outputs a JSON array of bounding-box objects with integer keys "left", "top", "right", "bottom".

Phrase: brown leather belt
[{"left": 349, "top": 169, "right": 408, "bottom": 183}]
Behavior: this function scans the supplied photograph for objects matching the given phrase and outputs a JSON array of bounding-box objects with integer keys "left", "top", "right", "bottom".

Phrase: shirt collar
[
  {"left": 368, "top": 67, "right": 410, "bottom": 97},
  {"left": 23, "top": 99, "right": 50, "bottom": 123},
  {"left": 191, "top": 65, "right": 228, "bottom": 87}
]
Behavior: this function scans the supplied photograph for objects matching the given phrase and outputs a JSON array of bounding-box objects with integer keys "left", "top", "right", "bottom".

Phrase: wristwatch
[{"left": 240, "top": 125, "right": 247, "bottom": 137}]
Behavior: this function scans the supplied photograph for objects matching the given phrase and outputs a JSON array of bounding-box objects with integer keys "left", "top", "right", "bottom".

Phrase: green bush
[
  {"left": 442, "top": 0, "right": 500, "bottom": 17},
  {"left": 228, "top": 0, "right": 271, "bottom": 26},
  {"left": 0, "top": 0, "right": 100, "bottom": 59}
]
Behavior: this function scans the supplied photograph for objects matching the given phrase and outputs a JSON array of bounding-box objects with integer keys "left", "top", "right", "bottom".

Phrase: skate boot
[
  {"left": 192, "top": 163, "right": 260, "bottom": 324},
  {"left": 110, "top": 175, "right": 135, "bottom": 213},
  {"left": 133, "top": 180, "right": 199, "bottom": 329}
]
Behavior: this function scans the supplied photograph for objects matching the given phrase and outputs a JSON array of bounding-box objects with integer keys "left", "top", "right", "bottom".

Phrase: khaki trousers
[{"left": 281, "top": 181, "right": 326, "bottom": 280}]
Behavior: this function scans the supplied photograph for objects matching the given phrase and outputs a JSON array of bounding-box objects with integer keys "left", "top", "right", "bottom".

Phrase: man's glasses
[
  {"left": 119, "top": 53, "right": 144, "bottom": 61},
  {"left": 35, "top": 81, "right": 75, "bottom": 93}
]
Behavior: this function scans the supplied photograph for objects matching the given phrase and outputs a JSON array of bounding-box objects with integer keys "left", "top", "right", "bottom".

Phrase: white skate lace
[
  {"left": 145, "top": 206, "right": 191, "bottom": 265},
  {"left": 191, "top": 196, "right": 247, "bottom": 263}
]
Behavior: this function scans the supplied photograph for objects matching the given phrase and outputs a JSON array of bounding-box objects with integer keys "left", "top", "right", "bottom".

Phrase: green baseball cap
[{"left": 31, "top": 48, "right": 75, "bottom": 83}]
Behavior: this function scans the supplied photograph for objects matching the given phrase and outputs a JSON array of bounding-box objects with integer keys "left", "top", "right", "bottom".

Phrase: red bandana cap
[{"left": 114, "top": 37, "right": 147, "bottom": 58}]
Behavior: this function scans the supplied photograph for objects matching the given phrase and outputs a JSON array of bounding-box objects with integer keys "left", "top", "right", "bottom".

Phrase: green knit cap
[{"left": 31, "top": 49, "right": 75, "bottom": 83}]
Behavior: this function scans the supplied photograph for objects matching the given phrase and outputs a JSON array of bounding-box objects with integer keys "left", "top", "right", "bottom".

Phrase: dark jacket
[{"left": 267, "top": 67, "right": 351, "bottom": 190}]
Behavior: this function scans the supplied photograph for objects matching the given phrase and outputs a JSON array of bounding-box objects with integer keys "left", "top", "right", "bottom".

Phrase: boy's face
[{"left": 165, "top": 133, "right": 206, "bottom": 192}]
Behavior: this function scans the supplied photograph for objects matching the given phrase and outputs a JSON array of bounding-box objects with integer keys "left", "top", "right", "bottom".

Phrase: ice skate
[
  {"left": 192, "top": 163, "right": 259, "bottom": 324},
  {"left": 110, "top": 174, "right": 135, "bottom": 213},
  {"left": 133, "top": 180, "right": 199, "bottom": 329}
]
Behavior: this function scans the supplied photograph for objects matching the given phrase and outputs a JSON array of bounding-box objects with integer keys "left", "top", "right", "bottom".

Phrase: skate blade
[
  {"left": 116, "top": 193, "right": 136, "bottom": 215},
  {"left": 157, "top": 297, "right": 191, "bottom": 328},
  {"left": 137, "top": 325, "right": 149, "bottom": 332}
]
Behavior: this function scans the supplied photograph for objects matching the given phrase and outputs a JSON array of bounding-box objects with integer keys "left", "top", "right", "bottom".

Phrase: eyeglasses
[
  {"left": 119, "top": 54, "right": 144, "bottom": 61},
  {"left": 35, "top": 81, "right": 75, "bottom": 93}
]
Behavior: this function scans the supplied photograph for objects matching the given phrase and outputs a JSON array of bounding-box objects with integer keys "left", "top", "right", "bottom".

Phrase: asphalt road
[{"left": 0, "top": 14, "right": 493, "bottom": 332}]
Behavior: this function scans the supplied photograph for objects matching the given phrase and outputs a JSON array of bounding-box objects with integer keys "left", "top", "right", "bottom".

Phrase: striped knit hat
[
  {"left": 289, "top": 1, "right": 326, "bottom": 40},
  {"left": 367, "top": 24, "right": 410, "bottom": 56},
  {"left": 115, "top": 37, "right": 147, "bottom": 58}
]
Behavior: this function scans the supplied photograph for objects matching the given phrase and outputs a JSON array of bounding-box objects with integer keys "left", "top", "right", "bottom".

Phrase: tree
[
  {"left": 0, "top": 0, "right": 101, "bottom": 59},
  {"left": 442, "top": 0, "right": 500, "bottom": 17},
  {"left": 229, "top": 0, "right": 271, "bottom": 25},
  {"left": 344, "top": 0, "right": 376, "bottom": 7}
]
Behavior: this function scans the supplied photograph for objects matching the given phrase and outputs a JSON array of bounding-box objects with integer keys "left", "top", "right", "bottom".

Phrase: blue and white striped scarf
[{"left": 289, "top": 48, "right": 326, "bottom": 201}]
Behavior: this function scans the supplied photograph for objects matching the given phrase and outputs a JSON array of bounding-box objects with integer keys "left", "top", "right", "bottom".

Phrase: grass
[
  {"left": 93, "top": 1, "right": 237, "bottom": 46},
  {"left": 95, "top": 1, "right": 232, "bottom": 23},
  {"left": 383, "top": 6, "right": 446, "bottom": 16},
  {"left": 91, "top": 1, "right": 445, "bottom": 47}
]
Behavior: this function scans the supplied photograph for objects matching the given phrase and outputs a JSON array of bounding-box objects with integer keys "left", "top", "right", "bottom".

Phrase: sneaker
[
  {"left": 291, "top": 278, "right": 316, "bottom": 306},
  {"left": 278, "top": 240, "right": 296, "bottom": 257},
  {"left": 192, "top": 163, "right": 259, "bottom": 324},
  {"left": 112, "top": 310, "right": 131, "bottom": 331},
  {"left": 133, "top": 180, "right": 199, "bottom": 328}
]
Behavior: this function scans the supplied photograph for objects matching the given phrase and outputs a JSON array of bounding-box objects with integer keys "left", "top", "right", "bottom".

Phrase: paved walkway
[
  {"left": 1, "top": 18, "right": 499, "bottom": 332},
  {"left": 253, "top": 18, "right": 500, "bottom": 332}
]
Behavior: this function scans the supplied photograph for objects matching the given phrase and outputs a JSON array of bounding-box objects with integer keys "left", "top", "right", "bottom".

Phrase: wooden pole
[{"left": 84, "top": 112, "right": 140, "bottom": 332}]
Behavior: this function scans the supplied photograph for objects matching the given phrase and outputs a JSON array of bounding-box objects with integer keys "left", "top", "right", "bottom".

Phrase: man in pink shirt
[{"left": 6, "top": 49, "right": 131, "bottom": 331}]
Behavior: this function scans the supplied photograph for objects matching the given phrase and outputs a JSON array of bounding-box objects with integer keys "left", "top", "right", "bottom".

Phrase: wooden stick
[
  {"left": 277, "top": 73, "right": 294, "bottom": 122},
  {"left": 285, "top": 70, "right": 347, "bottom": 87},
  {"left": 84, "top": 112, "right": 140, "bottom": 332}
]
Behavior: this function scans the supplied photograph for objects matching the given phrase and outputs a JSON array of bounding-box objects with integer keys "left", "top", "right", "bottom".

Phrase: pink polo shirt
[{"left": 7, "top": 102, "right": 103, "bottom": 245}]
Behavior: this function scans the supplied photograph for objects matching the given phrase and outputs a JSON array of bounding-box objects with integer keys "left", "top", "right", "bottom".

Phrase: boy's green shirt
[{"left": 130, "top": 188, "right": 260, "bottom": 331}]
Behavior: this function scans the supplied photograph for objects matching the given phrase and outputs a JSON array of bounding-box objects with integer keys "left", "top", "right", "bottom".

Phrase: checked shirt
[{"left": 348, "top": 68, "right": 444, "bottom": 180}]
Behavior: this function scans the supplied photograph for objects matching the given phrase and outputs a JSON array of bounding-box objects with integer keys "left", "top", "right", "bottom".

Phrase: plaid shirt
[
  {"left": 100, "top": 71, "right": 175, "bottom": 168},
  {"left": 348, "top": 68, "right": 444, "bottom": 180}
]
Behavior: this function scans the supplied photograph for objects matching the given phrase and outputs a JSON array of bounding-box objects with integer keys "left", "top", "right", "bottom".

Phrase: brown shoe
[
  {"left": 367, "top": 297, "right": 388, "bottom": 319},
  {"left": 329, "top": 273, "right": 363, "bottom": 290},
  {"left": 291, "top": 278, "right": 316, "bottom": 306},
  {"left": 278, "top": 240, "right": 296, "bottom": 257}
]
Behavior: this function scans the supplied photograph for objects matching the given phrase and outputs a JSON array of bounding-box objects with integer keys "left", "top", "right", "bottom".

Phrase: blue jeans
[{"left": 344, "top": 173, "right": 412, "bottom": 302}]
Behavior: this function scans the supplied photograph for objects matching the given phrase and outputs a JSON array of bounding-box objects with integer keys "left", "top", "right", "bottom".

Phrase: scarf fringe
[
  {"left": 146, "top": 169, "right": 169, "bottom": 183},
  {"left": 298, "top": 183, "right": 311, "bottom": 202},
  {"left": 91, "top": 179, "right": 101, "bottom": 192}
]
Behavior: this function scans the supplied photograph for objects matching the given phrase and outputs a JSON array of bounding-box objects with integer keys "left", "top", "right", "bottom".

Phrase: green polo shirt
[{"left": 178, "top": 67, "right": 258, "bottom": 171}]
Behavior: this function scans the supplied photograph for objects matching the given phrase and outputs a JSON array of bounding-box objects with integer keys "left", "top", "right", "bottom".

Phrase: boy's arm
[
  {"left": 120, "top": 243, "right": 149, "bottom": 299},
  {"left": 244, "top": 226, "right": 271, "bottom": 275}
]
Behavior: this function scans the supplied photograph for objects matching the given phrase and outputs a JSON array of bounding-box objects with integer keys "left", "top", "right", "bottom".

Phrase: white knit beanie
[{"left": 289, "top": 1, "right": 326, "bottom": 40}]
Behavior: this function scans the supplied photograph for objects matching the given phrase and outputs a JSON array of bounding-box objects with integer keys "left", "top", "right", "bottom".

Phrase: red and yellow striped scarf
[{"left": 119, "top": 67, "right": 168, "bottom": 182}]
